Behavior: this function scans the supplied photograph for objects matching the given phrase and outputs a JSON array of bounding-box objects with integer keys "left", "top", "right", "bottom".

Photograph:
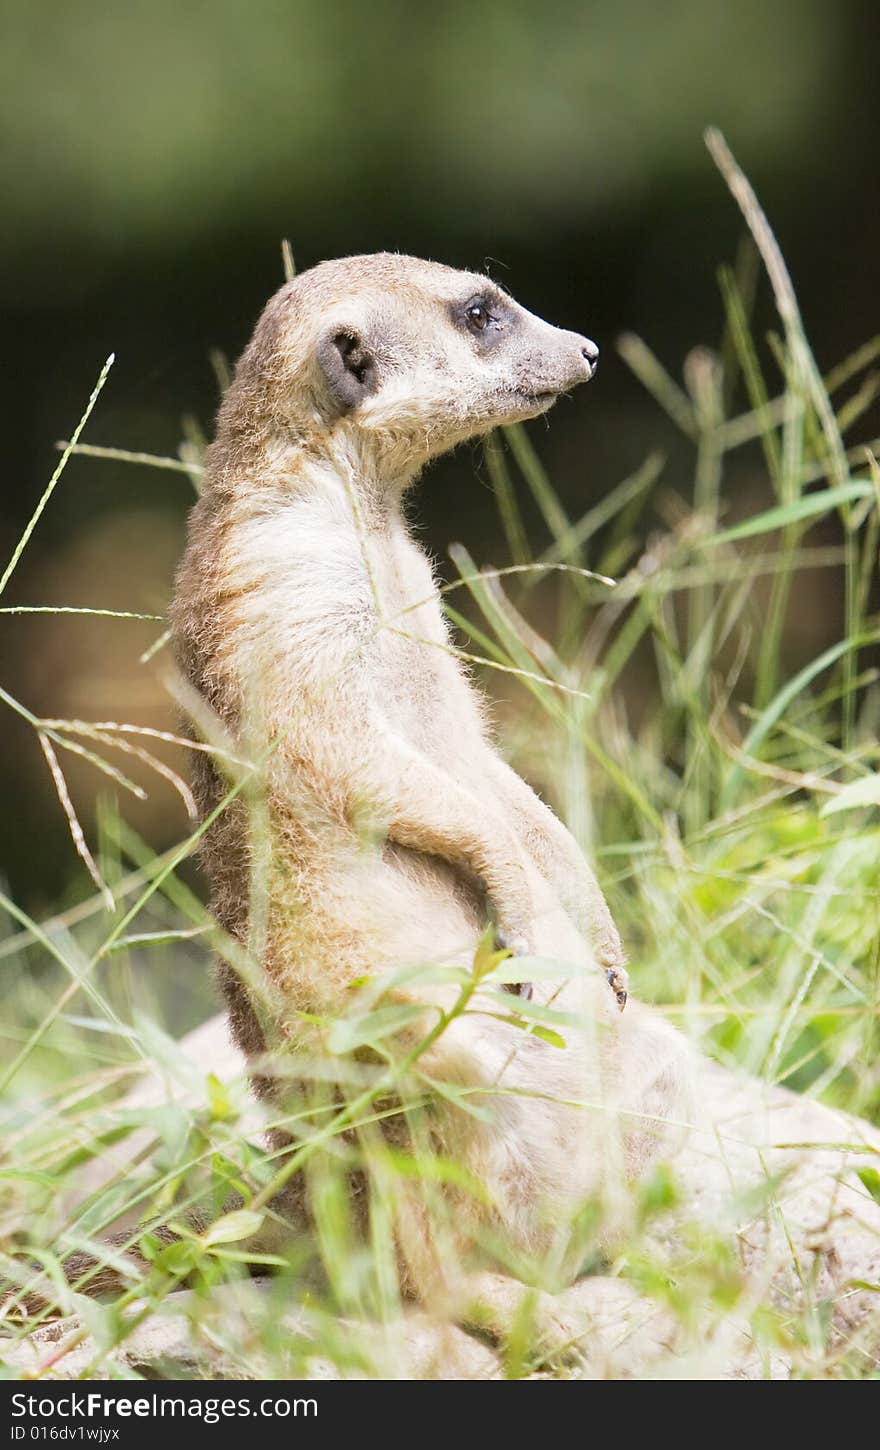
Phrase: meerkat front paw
[
  {"left": 605, "top": 964, "right": 628, "bottom": 1011},
  {"left": 587, "top": 914, "right": 629, "bottom": 1012},
  {"left": 593, "top": 937, "right": 629, "bottom": 1011}
]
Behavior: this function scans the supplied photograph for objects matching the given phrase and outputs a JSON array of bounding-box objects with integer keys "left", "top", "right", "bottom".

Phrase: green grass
[{"left": 0, "top": 135, "right": 878, "bottom": 1378}]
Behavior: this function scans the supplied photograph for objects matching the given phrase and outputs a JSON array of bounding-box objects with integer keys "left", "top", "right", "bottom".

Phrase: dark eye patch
[{"left": 451, "top": 289, "right": 515, "bottom": 346}]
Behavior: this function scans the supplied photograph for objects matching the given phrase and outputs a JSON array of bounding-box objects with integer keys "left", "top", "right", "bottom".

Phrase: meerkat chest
[
  {"left": 226, "top": 492, "right": 479, "bottom": 751},
  {"left": 369, "top": 526, "right": 475, "bottom": 749}
]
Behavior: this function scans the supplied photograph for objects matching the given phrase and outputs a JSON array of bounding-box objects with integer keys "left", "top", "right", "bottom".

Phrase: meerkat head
[{"left": 226, "top": 253, "right": 598, "bottom": 481}]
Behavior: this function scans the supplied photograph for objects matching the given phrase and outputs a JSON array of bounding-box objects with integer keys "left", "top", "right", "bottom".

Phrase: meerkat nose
[{"left": 580, "top": 338, "right": 600, "bottom": 376}]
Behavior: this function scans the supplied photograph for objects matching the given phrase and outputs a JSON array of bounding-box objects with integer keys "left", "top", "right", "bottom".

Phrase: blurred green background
[{"left": 1, "top": 0, "right": 878, "bottom": 909}]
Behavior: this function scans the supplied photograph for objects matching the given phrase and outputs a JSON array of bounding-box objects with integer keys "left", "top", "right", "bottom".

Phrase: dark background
[{"left": 1, "top": 0, "right": 878, "bottom": 909}]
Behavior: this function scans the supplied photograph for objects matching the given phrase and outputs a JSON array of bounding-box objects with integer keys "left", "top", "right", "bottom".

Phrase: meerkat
[{"left": 167, "top": 254, "right": 690, "bottom": 1328}]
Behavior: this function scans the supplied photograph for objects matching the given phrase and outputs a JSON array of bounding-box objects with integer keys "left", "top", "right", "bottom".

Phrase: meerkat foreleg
[
  {"left": 377, "top": 737, "right": 539, "bottom": 957},
  {"left": 485, "top": 756, "right": 628, "bottom": 1005}
]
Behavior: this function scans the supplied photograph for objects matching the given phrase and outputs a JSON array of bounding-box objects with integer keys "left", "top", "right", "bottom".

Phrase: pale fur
[{"left": 170, "top": 254, "right": 691, "bottom": 1303}]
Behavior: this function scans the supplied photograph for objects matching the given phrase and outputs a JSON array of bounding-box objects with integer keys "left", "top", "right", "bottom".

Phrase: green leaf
[
  {"left": 418, "top": 1074, "right": 496, "bottom": 1122},
  {"left": 638, "top": 1164, "right": 680, "bottom": 1220},
  {"left": 80, "top": 1299, "right": 126, "bottom": 1353},
  {"left": 327, "top": 1002, "right": 427, "bottom": 1054},
  {"left": 205, "top": 1249, "right": 290, "bottom": 1266},
  {"left": 483, "top": 954, "right": 586, "bottom": 985},
  {"left": 206, "top": 1071, "right": 234, "bottom": 1121},
  {"left": 479, "top": 993, "right": 583, "bottom": 1029},
  {"left": 480, "top": 1012, "right": 567, "bottom": 1049},
  {"left": 201, "top": 1209, "right": 265, "bottom": 1247},
  {"left": 0, "top": 1169, "right": 54, "bottom": 1184},
  {"left": 708, "top": 481, "right": 872, "bottom": 545},
  {"left": 529, "top": 1025, "right": 567, "bottom": 1049},
  {"left": 821, "top": 774, "right": 880, "bottom": 816},
  {"left": 366, "top": 961, "right": 470, "bottom": 996},
  {"left": 857, "top": 1168, "right": 880, "bottom": 1206},
  {"left": 472, "top": 923, "right": 511, "bottom": 980},
  {"left": 154, "top": 1239, "right": 201, "bottom": 1276},
  {"left": 137, "top": 1232, "right": 164, "bottom": 1264}
]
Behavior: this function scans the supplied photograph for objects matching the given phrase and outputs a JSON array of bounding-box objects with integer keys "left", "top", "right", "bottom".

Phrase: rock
[
  {"left": 1, "top": 1283, "right": 499, "bottom": 1380},
  {"left": 7, "top": 1014, "right": 880, "bottom": 1378}
]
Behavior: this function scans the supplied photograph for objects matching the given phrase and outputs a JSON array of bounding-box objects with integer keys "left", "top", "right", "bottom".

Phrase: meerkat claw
[{"left": 606, "top": 968, "right": 628, "bottom": 1011}]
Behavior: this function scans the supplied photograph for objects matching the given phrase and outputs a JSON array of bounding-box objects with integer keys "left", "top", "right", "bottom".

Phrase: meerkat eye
[{"left": 465, "top": 300, "right": 491, "bottom": 332}]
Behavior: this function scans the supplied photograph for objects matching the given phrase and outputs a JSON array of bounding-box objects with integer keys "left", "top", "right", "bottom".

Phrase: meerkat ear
[{"left": 316, "top": 328, "right": 378, "bottom": 413}]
